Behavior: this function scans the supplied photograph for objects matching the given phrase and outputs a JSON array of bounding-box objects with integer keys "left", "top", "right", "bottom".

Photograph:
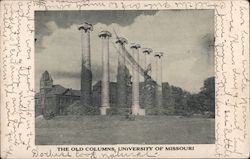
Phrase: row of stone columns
[{"left": 78, "top": 22, "right": 164, "bottom": 115}]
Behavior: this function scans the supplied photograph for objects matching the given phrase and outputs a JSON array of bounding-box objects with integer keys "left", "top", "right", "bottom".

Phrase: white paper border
[{"left": 1, "top": 0, "right": 249, "bottom": 158}]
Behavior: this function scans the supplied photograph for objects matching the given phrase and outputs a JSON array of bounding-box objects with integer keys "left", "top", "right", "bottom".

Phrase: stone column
[
  {"left": 155, "top": 52, "right": 163, "bottom": 114},
  {"left": 98, "top": 31, "right": 112, "bottom": 115},
  {"left": 116, "top": 37, "right": 128, "bottom": 113},
  {"left": 142, "top": 48, "right": 155, "bottom": 114},
  {"left": 130, "top": 43, "right": 141, "bottom": 115},
  {"left": 117, "top": 37, "right": 127, "bottom": 67},
  {"left": 143, "top": 48, "right": 153, "bottom": 77},
  {"left": 78, "top": 22, "right": 93, "bottom": 107}
]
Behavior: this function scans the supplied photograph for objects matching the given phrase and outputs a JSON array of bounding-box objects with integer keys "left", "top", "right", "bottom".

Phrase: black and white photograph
[
  {"left": 1, "top": 0, "right": 249, "bottom": 158},
  {"left": 35, "top": 10, "right": 215, "bottom": 145}
]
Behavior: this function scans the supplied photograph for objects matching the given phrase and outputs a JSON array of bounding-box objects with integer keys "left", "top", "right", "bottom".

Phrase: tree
[
  {"left": 200, "top": 77, "right": 215, "bottom": 112},
  {"left": 186, "top": 76, "right": 215, "bottom": 116}
]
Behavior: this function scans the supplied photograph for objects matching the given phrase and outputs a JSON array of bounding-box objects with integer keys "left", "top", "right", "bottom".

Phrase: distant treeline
[{"left": 162, "top": 76, "right": 215, "bottom": 117}]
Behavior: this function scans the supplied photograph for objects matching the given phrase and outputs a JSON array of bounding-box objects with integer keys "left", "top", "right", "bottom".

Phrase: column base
[
  {"left": 132, "top": 105, "right": 140, "bottom": 115},
  {"left": 138, "top": 109, "right": 145, "bottom": 116},
  {"left": 100, "top": 106, "right": 110, "bottom": 115},
  {"left": 132, "top": 106, "right": 145, "bottom": 116}
]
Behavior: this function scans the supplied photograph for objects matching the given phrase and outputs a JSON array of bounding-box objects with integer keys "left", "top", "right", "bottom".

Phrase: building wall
[
  {"left": 35, "top": 96, "right": 42, "bottom": 117},
  {"left": 57, "top": 95, "right": 80, "bottom": 115},
  {"left": 36, "top": 93, "right": 80, "bottom": 117},
  {"left": 44, "top": 95, "right": 57, "bottom": 117}
]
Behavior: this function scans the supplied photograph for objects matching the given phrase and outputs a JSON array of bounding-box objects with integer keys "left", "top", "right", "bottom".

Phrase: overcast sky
[{"left": 35, "top": 10, "right": 214, "bottom": 93}]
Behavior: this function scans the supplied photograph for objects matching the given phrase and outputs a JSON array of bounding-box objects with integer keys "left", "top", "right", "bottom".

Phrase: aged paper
[{"left": 0, "top": 0, "right": 249, "bottom": 158}]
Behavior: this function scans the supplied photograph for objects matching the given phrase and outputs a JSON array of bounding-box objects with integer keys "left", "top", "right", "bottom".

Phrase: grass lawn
[{"left": 35, "top": 115, "right": 215, "bottom": 145}]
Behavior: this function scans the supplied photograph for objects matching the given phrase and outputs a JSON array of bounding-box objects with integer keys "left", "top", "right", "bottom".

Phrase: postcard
[{"left": 0, "top": 0, "right": 249, "bottom": 158}]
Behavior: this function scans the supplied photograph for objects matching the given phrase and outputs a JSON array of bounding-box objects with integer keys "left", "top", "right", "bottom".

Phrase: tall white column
[
  {"left": 98, "top": 31, "right": 112, "bottom": 115},
  {"left": 131, "top": 43, "right": 141, "bottom": 115},
  {"left": 116, "top": 37, "right": 128, "bottom": 110},
  {"left": 143, "top": 48, "right": 153, "bottom": 78},
  {"left": 116, "top": 37, "right": 127, "bottom": 68},
  {"left": 79, "top": 23, "right": 92, "bottom": 70},
  {"left": 142, "top": 48, "right": 153, "bottom": 115},
  {"left": 78, "top": 22, "right": 93, "bottom": 107},
  {"left": 155, "top": 52, "right": 163, "bottom": 114}
]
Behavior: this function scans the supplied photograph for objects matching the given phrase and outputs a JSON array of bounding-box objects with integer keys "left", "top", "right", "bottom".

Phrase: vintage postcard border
[{"left": 1, "top": 0, "right": 249, "bottom": 158}]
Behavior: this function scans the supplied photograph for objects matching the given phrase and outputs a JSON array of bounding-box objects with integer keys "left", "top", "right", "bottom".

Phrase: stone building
[
  {"left": 35, "top": 71, "right": 147, "bottom": 117},
  {"left": 35, "top": 71, "right": 180, "bottom": 117},
  {"left": 35, "top": 71, "right": 81, "bottom": 117},
  {"left": 35, "top": 70, "right": 133, "bottom": 117}
]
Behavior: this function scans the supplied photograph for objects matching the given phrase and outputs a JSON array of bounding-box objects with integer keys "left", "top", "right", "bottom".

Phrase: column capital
[
  {"left": 78, "top": 22, "right": 93, "bottom": 32},
  {"left": 130, "top": 43, "right": 141, "bottom": 49},
  {"left": 154, "top": 52, "right": 163, "bottom": 58},
  {"left": 98, "top": 30, "right": 112, "bottom": 38},
  {"left": 115, "top": 37, "right": 128, "bottom": 45},
  {"left": 142, "top": 48, "right": 153, "bottom": 54}
]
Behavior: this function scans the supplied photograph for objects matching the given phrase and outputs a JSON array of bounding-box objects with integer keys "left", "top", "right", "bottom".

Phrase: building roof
[
  {"left": 93, "top": 80, "right": 118, "bottom": 88},
  {"left": 71, "top": 90, "right": 81, "bottom": 96},
  {"left": 47, "top": 84, "right": 67, "bottom": 95},
  {"left": 47, "top": 85, "right": 81, "bottom": 97}
]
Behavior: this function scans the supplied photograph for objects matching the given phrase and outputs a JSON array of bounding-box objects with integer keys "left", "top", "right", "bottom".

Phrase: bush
[
  {"left": 82, "top": 105, "right": 100, "bottom": 115},
  {"left": 66, "top": 100, "right": 99, "bottom": 115},
  {"left": 107, "top": 108, "right": 118, "bottom": 115},
  {"left": 44, "top": 111, "right": 55, "bottom": 120},
  {"left": 124, "top": 114, "right": 136, "bottom": 121}
]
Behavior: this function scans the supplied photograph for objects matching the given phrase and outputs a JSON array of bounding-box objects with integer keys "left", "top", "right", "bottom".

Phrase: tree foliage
[
  {"left": 186, "top": 76, "right": 215, "bottom": 117},
  {"left": 162, "top": 76, "right": 215, "bottom": 117}
]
